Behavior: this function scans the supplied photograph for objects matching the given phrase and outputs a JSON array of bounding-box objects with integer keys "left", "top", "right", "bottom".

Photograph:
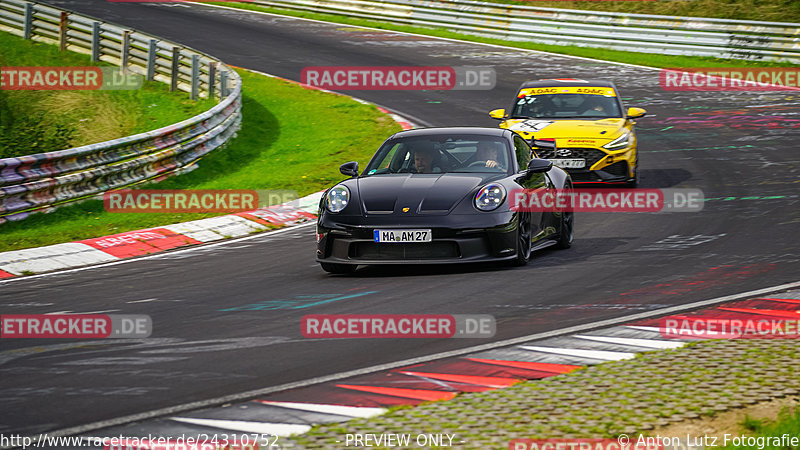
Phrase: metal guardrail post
[
  {"left": 0, "top": 0, "right": 243, "bottom": 222},
  {"left": 220, "top": 70, "right": 228, "bottom": 100},
  {"left": 208, "top": 62, "right": 217, "bottom": 99},
  {"left": 191, "top": 54, "right": 199, "bottom": 100},
  {"left": 170, "top": 47, "right": 180, "bottom": 92},
  {"left": 22, "top": 2, "right": 33, "bottom": 40},
  {"left": 121, "top": 31, "right": 131, "bottom": 74},
  {"left": 58, "top": 12, "right": 67, "bottom": 51},
  {"left": 91, "top": 22, "right": 101, "bottom": 62},
  {"left": 146, "top": 39, "right": 157, "bottom": 81}
]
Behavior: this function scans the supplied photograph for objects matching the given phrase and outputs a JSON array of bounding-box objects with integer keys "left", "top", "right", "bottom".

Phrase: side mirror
[
  {"left": 626, "top": 107, "right": 647, "bottom": 119},
  {"left": 489, "top": 108, "right": 506, "bottom": 120},
  {"left": 340, "top": 161, "right": 358, "bottom": 177},
  {"left": 527, "top": 158, "right": 553, "bottom": 173}
]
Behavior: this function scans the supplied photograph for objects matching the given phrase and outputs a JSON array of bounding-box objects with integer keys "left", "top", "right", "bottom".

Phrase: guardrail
[
  {"left": 0, "top": 0, "right": 242, "bottom": 222},
  {"left": 255, "top": 0, "right": 800, "bottom": 63}
]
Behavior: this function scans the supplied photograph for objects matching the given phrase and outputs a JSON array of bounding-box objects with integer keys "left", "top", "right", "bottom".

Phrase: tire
[
  {"left": 556, "top": 208, "right": 574, "bottom": 249},
  {"left": 512, "top": 212, "right": 532, "bottom": 266},
  {"left": 556, "top": 183, "right": 574, "bottom": 249},
  {"left": 320, "top": 262, "right": 357, "bottom": 274}
]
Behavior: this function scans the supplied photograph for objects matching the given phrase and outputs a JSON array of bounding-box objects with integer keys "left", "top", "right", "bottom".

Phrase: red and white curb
[
  {"left": 0, "top": 194, "right": 321, "bottom": 279},
  {"left": 65, "top": 289, "right": 800, "bottom": 446}
]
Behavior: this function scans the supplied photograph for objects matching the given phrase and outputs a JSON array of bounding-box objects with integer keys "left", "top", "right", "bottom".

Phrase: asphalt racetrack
[{"left": 1, "top": 0, "right": 799, "bottom": 437}]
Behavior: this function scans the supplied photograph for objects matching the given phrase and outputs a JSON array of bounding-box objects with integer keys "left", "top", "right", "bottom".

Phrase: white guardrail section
[
  {"left": 255, "top": 0, "right": 800, "bottom": 63},
  {"left": 0, "top": 0, "right": 242, "bottom": 222}
]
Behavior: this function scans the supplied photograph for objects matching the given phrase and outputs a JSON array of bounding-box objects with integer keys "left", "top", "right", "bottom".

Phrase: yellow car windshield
[{"left": 511, "top": 92, "right": 622, "bottom": 119}]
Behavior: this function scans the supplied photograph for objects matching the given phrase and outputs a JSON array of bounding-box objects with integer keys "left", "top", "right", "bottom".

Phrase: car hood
[
  {"left": 505, "top": 118, "right": 626, "bottom": 143},
  {"left": 355, "top": 173, "right": 495, "bottom": 215}
]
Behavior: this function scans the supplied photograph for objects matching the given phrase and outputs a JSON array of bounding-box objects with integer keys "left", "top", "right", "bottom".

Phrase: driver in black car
[{"left": 412, "top": 143, "right": 442, "bottom": 174}]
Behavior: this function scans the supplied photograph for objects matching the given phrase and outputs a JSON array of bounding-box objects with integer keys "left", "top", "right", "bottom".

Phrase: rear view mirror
[
  {"left": 340, "top": 161, "right": 359, "bottom": 177},
  {"left": 527, "top": 158, "right": 553, "bottom": 173}
]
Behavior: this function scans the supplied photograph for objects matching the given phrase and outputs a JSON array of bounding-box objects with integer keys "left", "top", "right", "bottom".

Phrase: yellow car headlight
[{"left": 603, "top": 132, "right": 631, "bottom": 151}]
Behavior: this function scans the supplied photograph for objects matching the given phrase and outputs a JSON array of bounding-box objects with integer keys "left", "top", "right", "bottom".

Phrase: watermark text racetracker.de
[
  {"left": 1, "top": 314, "right": 151, "bottom": 339},
  {"left": 103, "top": 189, "right": 299, "bottom": 213},
  {"left": 302, "top": 314, "right": 495, "bottom": 338},
  {"left": 510, "top": 188, "right": 704, "bottom": 212},
  {"left": 510, "top": 438, "right": 658, "bottom": 450},
  {"left": 510, "top": 434, "right": 800, "bottom": 450},
  {"left": 659, "top": 316, "right": 800, "bottom": 339},
  {"left": 1, "top": 67, "right": 142, "bottom": 90},
  {"left": 660, "top": 67, "right": 800, "bottom": 91},
  {"left": 301, "top": 66, "right": 495, "bottom": 90}
]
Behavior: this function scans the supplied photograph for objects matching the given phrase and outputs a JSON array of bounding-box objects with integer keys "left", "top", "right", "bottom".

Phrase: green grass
[
  {"left": 723, "top": 407, "right": 800, "bottom": 449},
  {"left": 204, "top": 2, "right": 799, "bottom": 69},
  {"left": 0, "top": 68, "right": 400, "bottom": 252},
  {"left": 0, "top": 31, "right": 216, "bottom": 158},
  {"left": 470, "top": 0, "right": 800, "bottom": 23}
]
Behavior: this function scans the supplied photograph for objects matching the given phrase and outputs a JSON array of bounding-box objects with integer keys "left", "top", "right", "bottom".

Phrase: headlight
[
  {"left": 325, "top": 185, "right": 350, "bottom": 213},
  {"left": 603, "top": 131, "right": 631, "bottom": 150},
  {"left": 475, "top": 183, "right": 506, "bottom": 212}
]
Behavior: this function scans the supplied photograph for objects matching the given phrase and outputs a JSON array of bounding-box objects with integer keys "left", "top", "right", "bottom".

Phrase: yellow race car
[{"left": 490, "top": 79, "right": 646, "bottom": 187}]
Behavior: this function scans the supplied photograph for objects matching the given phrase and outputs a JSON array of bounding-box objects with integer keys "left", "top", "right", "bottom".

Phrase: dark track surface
[{"left": 1, "top": 1, "right": 799, "bottom": 435}]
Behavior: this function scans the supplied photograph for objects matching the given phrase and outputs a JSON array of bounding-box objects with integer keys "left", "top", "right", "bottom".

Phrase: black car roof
[
  {"left": 519, "top": 79, "right": 616, "bottom": 89},
  {"left": 391, "top": 127, "right": 510, "bottom": 139}
]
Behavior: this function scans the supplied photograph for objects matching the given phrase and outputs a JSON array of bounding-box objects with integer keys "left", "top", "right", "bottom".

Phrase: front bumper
[
  {"left": 531, "top": 145, "right": 634, "bottom": 184},
  {"left": 316, "top": 212, "right": 519, "bottom": 265},
  {"left": 568, "top": 161, "right": 631, "bottom": 184}
]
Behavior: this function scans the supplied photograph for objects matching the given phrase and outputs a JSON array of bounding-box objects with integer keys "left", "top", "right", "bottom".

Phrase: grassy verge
[
  {"left": 0, "top": 31, "right": 216, "bottom": 158},
  {"left": 0, "top": 68, "right": 400, "bottom": 252},
  {"left": 724, "top": 407, "right": 800, "bottom": 449},
  {"left": 204, "top": 2, "right": 799, "bottom": 69},
  {"left": 467, "top": 0, "right": 800, "bottom": 23}
]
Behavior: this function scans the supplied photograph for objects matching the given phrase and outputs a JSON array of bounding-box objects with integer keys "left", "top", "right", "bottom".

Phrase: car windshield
[
  {"left": 511, "top": 92, "right": 622, "bottom": 119},
  {"left": 362, "top": 134, "right": 513, "bottom": 175}
]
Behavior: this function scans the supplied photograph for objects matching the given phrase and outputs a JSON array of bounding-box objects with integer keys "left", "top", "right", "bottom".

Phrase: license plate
[
  {"left": 549, "top": 158, "right": 586, "bottom": 169},
  {"left": 374, "top": 229, "right": 432, "bottom": 243}
]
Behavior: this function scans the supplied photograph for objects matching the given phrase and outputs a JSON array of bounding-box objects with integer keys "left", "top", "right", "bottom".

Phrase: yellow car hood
[{"left": 504, "top": 118, "right": 626, "bottom": 143}]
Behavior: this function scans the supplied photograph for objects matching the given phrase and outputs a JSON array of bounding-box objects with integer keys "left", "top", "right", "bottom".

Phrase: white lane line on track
[
  {"left": 519, "top": 346, "right": 636, "bottom": 361},
  {"left": 625, "top": 326, "right": 665, "bottom": 333},
  {"left": 194, "top": 2, "right": 663, "bottom": 72},
  {"left": 0, "top": 222, "right": 316, "bottom": 286},
  {"left": 573, "top": 335, "right": 685, "bottom": 349},
  {"left": 44, "top": 309, "right": 121, "bottom": 315},
  {"left": 170, "top": 417, "right": 310, "bottom": 437},
  {"left": 126, "top": 298, "right": 158, "bottom": 304},
  {"left": 258, "top": 401, "right": 387, "bottom": 418},
  {"left": 30, "top": 280, "right": 800, "bottom": 440}
]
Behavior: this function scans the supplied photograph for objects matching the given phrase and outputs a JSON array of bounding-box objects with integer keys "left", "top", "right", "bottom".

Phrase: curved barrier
[
  {"left": 255, "top": 0, "right": 800, "bottom": 63},
  {"left": 0, "top": 0, "right": 242, "bottom": 222}
]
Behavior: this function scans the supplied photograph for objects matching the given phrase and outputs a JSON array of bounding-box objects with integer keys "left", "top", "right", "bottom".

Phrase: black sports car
[{"left": 316, "top": 127, "right": 574, "bottom": 273}]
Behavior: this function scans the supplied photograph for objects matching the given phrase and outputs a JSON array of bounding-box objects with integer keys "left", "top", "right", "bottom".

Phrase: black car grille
[
  {"left": 534, "top": 147, "right": 608, "bottom": 167},
  {"left": 350, "top": 242, "right": 460, "bottom": 260},
  {"left": 602, "top": 161, "right": 629, "bottom": 177}
]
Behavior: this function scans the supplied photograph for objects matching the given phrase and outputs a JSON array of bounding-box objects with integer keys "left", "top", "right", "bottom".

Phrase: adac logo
[{"left": 402, "top": 207, "right": 410, "bottom": 213}]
